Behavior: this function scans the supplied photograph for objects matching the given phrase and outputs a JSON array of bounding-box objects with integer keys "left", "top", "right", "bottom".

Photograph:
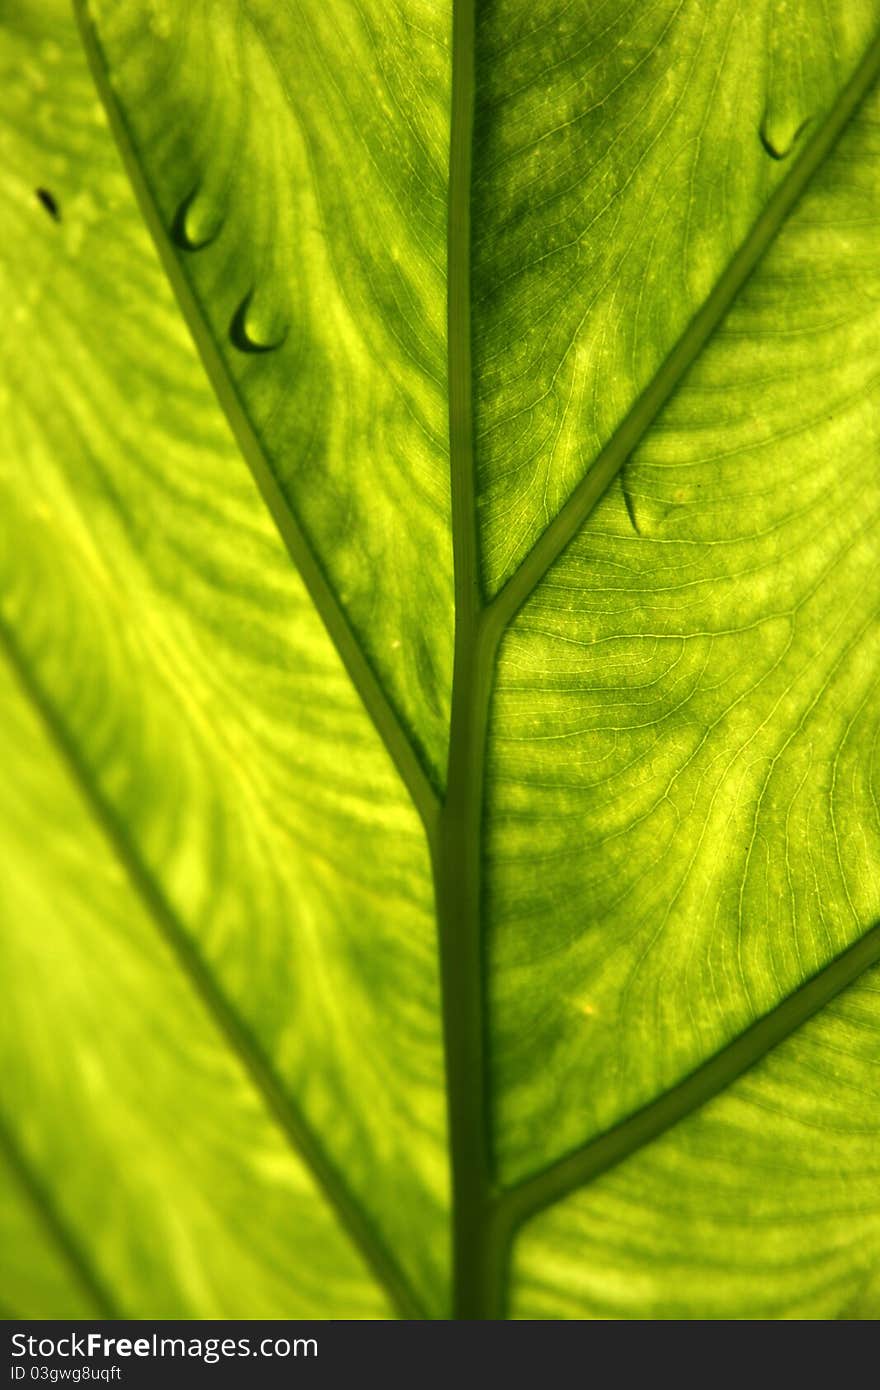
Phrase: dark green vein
[
  {"left": 73, "top": 0, "right": 440, "bottom": 843},
  {"left": 0, "top": 616, "right": 426, "bottom": 1321},
  {"left": 0, "top": 1110, "right": 117, "bottom": 1318},
  {"left": 487, "top": 29, "right": 880, "bottom": 634},
  {"left": 473, "top": 27, "right": 880, "bottom": 1316},
  {"left": 493, "top": 919, "right": 880, "bottom": 1301},
  {"left": 434, "top": 0, "right": 498, "bottom": 1320}
]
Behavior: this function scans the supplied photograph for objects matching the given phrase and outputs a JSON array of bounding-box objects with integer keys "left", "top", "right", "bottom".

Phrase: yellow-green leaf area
[{"left": 0, "top": 0, "right": 447, "bottom": 1318}]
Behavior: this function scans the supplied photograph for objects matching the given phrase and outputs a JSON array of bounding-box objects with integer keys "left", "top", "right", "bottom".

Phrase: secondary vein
[
  {"left": 495, "top": 918, "right": 880, "bottom": 1243},
  {"left": 73, "top": 0, "right": 440, "bottom": 843},
  {"left": 487, "top": 28, "right": 880, "bottom": 635},
  {"left": 0, "top": 616, "right": 426, "bottom": 1322},
  {"left": 0, "top": 1110, "right": 118, "bottom": 1318},
  {"left": 475, "top": 26, "right": 880, "bottom": 1308}
]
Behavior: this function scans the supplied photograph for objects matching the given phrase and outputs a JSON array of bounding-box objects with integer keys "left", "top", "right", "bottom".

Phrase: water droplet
[
  {"left": 229, "top": 291, "right": 287, "bottom": 354},
  {"left": 170, "top": 188, "right": 222, "bottom": 251},
  {"left": 759, "top": 113, "right": 810, "bottom": 161}
]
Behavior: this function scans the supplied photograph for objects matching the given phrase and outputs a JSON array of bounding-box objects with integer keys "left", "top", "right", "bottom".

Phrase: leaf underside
[{"left": 1, "top": 0, "right": 880, "bottom": 1319}]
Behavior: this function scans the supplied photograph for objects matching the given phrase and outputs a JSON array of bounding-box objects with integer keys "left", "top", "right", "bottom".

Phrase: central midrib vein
[{"left": 434, "top": 0, "right": 497, "bottom": 1321}]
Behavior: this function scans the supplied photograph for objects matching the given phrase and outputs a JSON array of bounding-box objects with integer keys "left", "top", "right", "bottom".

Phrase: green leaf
[
  {"left": 0, "top": 0, "right": 443, "bottom": 1319},
  {"left": 1, "top": 0, "right": 879, "bottom": 1319}
]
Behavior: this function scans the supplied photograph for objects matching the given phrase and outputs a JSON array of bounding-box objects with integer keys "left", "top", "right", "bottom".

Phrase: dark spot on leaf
[
  {"left": 229, "top": 291, "right": 287, "bottom": 354},
  {"left": 35, "top": 187, "right": 60, "bottom": 222},
  {"left": 621, "top": 476, "right": 641, "bottom": 536}
]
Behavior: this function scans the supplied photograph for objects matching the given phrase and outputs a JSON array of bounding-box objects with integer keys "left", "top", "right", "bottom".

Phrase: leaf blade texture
[{"left": 1, "top": 0, "right": 879, "bottom": 1319}]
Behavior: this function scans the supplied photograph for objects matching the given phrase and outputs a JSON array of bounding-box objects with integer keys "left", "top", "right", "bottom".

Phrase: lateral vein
[
  {"left": 73, "top": 0, "right": 440, "bottom": 840},
  {"left": 487, "top": 30, "right": 880, "bottom": 634},
  {"left": 496, "top": 919, "right": 880, "bottom": 1242},
  {"left": 0, "top": 1109, "right": 118, "bottom": 1318},
  {"left": 0, "top": 616, "right": 427, "bottom": 1321}
]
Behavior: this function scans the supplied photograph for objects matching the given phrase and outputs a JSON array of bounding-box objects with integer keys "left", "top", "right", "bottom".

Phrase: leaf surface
[
  {"left": 1, "top": 0, "right": 445, "bottom": 1318},
  {"left": 487, "top": 43, "right": 880, "bottom": 1181},
  {"left": 0, "top": 658, "right": 390, "bottom": 1318},
  {"left": 2, "top": 0, "right": 880, "bottom": 1319},
  {"left": 512, "top": 961, "right": 880, "bottom": 1318}
]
